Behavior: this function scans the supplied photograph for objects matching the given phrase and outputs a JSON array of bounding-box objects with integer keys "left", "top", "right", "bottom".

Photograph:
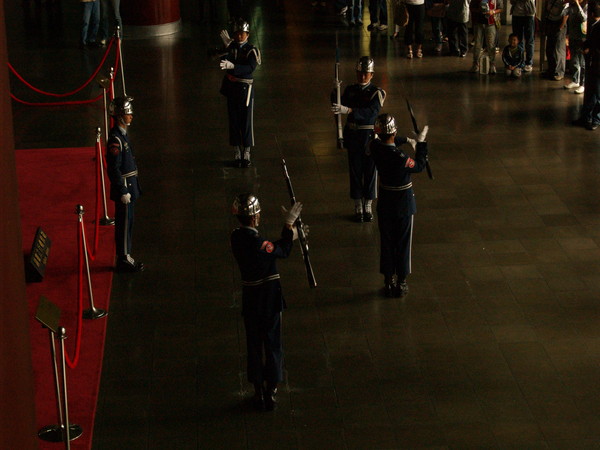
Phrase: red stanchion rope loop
[
  {"left": 7, "top": 37, "right": 116, "bottom": 98},
  {"left": 9, "top": 37, "right": 121, "bottom": 107},
  {"left": 65, "top": 220, "right": 85, "bottom": 369}
]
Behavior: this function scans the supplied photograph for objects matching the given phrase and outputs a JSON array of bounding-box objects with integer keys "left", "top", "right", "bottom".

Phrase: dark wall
[{"left": 0, "top": 0, "right": 38, "bottom": 447}]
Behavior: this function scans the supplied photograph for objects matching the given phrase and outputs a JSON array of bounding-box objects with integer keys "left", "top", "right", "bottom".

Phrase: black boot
[
  {"left": 384, "top": 276, "right": 395, "bottom": 298},
  {"left": 251, "top": 383, "right": 264, "bottom": 411},
  {"left": 395, "top": 280, "right": 409, "bottom": 297},
  {"left": 263, "top": 384, "right": 277, "bottom": 411}
]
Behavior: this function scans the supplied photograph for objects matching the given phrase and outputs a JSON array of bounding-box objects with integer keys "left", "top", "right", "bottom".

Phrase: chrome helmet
[
  {"left": 108, "top": 96, "right": 134, "bottom": 116},
  {"left": 356, "top": 56, "right": 375, "bottom": 73},
  {"left": 232, "top": 193, "right": 261, "bottom": 216},
  {"left": 232, "top": 19, "right": 250, "bottom": 33},
  {"left": 374, "top": 113, "right": 397, "bottom": 135}
]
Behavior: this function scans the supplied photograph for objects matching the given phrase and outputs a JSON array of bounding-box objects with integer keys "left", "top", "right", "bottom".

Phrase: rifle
[
  {"left": 405, "top": 98, "right": 434, "bottom": 180},
  {"left": 281, "top": 159, "right": 317, "bottom": 288},
  {"left": 334, "top": 32, "right": 344, "bottom": 149}
]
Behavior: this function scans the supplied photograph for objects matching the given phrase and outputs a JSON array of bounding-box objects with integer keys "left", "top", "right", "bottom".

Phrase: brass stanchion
[
  {"left": 35, "top": 297, "right": 83, "bottom": 447},
  {"left": 76, "top": 205, "right": 108, "bottom": 319},
  {"left": 117, "top": 26, "right": 127, "bottom": 96},
  {"left": 94, "top": 124, "right": 115, "bottom": 226}
]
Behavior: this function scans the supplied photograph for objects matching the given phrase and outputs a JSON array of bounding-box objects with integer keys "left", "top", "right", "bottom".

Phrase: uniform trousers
[
  {"left": 114, "top": 200, "right": 135, "bottom": 259},
  {"left": 226, "top": 86, "right": 254, "bottom": 147},
  {"left": 243, "top": 313, "right": 283, "bottom": 385},
  {"left": 346, "top": 133, "right": 376, "bottom": 200},
  {"left": 378, "top": 214, "right": 413, "bottom": 280}
]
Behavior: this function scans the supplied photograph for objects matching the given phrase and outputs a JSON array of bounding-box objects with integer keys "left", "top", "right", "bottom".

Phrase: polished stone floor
[{"left": 7, "top": 0, "right": 600, "bottom": 448}]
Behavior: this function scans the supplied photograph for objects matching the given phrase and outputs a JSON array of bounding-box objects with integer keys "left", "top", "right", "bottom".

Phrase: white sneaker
[
  {"left": 339, "top": 6, "right": 347, "bottom": 14},
  {"left": 489, "top": 64, "right": 496, "bottom": 74},
  {"left": 523, "top": 65, "right": 533, "bottom": 72},
  {"left": 574, "top": 86, "right": 585, "bottom": 94},
  {"left": 470, "top": 63, "right": 479, "bottom": 73},
  {"left": 564, "top": 82, "right": 580, "bottom": 89},
  {"left": 377, "top": 24, "right": 388, "bottom": 31}
]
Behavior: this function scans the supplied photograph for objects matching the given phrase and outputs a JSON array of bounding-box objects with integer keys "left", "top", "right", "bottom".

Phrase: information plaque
[{"left": 26, "top": 227, "right": 51, "bottom": 283}]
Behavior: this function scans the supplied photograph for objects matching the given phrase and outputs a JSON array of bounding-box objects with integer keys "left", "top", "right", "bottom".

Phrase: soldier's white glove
[
  {"left": 291, "top": 225, "right": 299, "bottom": 241},
  {"left": 416, "top": 125, "right": 429, "bottom": 142},
  {"left": 331, "top": 103, "right": 351, "bottom": 114},
  {"left": 282, "top": 202, "right": 303, "bottom": 225},
  {"left": 406, "top": 137, "right": 417, "bottom": 151},
  {"left": 220, "top": 60, "right": 234, "bottom": 70},
  {"left": 120, "top": 193, "right": 131, "bottom": 204},
  {"left": 220, "top": 29, "right": 233, "bottom": 47}
]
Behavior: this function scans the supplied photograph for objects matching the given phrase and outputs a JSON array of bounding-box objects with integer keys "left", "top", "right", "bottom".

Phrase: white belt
[
  {"left": 122, "top": 170, "right": 138, "bottom": 178},
  {"left": 380, "top": 182, "right": 412, "bottom": 191},
  {"left": 346, "top": 123, "right": 374, "bottom": 130},
  {"left": 242, "top": 274, "right": 280, "bottom": 287}
]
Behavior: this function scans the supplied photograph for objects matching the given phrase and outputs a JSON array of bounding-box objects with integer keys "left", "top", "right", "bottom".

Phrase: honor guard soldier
[
  {"left": 219, "top": 20, "right": 261, "bottom": 168},
  {"left": 230, "top": 194, "right": 302, "bottom": 411},
  {"left": 106, "top": 96, "right": 144, "bottom": 273},
  {"left": 331, "top": 56, "right": 386, "bottom": 222},
  {"left": 369, "top": 114, "right": 428, "bottom": 297}
]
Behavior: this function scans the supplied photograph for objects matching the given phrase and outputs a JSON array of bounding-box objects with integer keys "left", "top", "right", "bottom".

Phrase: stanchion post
[
  {"left": 95, "top": 127, "right": 115, "bottom": 226},
  {"left": 109, "top": 67, "right": 115, "bottom": 129},
  {"left": 77, "top": 205, "right": 108, "bottom": 319},
  {"left": 36, "top": 297, "right": 83, "bottom": 445},
  {"left": 116, "top": 26, "right": 126, "bottom": 96}
]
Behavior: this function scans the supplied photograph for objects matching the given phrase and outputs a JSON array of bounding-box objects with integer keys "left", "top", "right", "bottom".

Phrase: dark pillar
[
  {"left": 0, "top": 0, "right": 38, "bottom": 448},
  {"left": 121, "top": 0, "right": 182, "bottom": 38}
]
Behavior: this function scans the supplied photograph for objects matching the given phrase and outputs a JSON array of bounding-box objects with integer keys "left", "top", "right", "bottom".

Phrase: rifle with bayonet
[
  {"left": 334, "top": 32, "right": 344, "bottom": 149},
  {"left": 406, "top": 98, "right": 433, "bottom": 180},
  {"left": 281, "top": 159, "right": 317, "bottom": 288}
]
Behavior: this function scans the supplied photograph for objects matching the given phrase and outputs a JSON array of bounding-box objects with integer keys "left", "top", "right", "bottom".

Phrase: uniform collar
[
  {"left": 242, "top": 226, "right": 258, "bottom": 233},
  {"left": 118, "top": 125, "right": 128, "bottom": 135},
  {"left": 359, "top": 81, "right": 371, "bottom": 89}
]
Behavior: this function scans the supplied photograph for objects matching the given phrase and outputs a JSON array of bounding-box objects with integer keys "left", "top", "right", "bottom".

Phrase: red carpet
[{"left": 17, "top": 147, "right": 115, "bottom": 449}]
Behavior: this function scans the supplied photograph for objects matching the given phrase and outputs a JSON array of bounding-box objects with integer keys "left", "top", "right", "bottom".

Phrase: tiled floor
[{"left": 7, "top": 0, "right": 600, "bottom": 448}]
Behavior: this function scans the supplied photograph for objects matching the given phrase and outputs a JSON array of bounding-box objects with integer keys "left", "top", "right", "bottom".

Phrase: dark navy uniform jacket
[
  {"left": 231, "top": 226, "right": 293, "bottom": 318},
  {"left": 106, "top": 126, "right": 141, "bottom": 202},
  {"left": 219, "top": 41, "right": 261, "bottom": 96},
  {"left": 369, "top": 137, "right": 428, "bottom": 218},
  {"left": 332, "top": 83, "right": 386, "bottom": 150}
]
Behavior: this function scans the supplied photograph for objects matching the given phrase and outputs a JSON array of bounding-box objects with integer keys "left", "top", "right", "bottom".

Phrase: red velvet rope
[
  {"left": 9, "top": 36, "right": 121, "bottom": 107},
  {"left": 93, "top": 140, "right": 102, "bottom": 257},
  {"left": 66, "top": 221, "right": 85, "bottom": 369},
  {"left": 7, "top": 37, "right": 116, "bottom": 98},
  {"left": 10, "top": 92, "right": 103, "bottom": 106}
]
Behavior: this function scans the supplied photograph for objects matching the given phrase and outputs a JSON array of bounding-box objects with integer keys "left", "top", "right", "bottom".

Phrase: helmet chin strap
[{"left": 119, "top": 116, "right": 130, "bottom": 127}]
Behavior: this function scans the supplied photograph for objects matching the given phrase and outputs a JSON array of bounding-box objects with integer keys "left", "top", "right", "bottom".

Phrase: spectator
[
  {"left": 446, "top": 0, "right": 470, "bottom": 56},
  {"left": 510, "top": 0, "right": 536, "bottom": 72},
  {"left": 404, "top": 0, "right": 426, "bottom": 57},
  {"left": 502, "top": 32, "right": 526, "bottom": 76},
  {"left": 470, "top": 0, "right": 503, "bottom": 73},
  {"left": 426, "top": 0, "right": 448, "bottom": 54},
  {"left": 573, "top": 2, "right": 600, "bottom": 129},
  {"left": 80, "top": 0, "right": 100, "bottom": 48},
  {"left": 367, "top": 0, "right": 389, "bottom": 31},
  {"left": 564, "top": 0, "right": 587, "bottom": 92},
  {"left": 543, "top": 0, "right": 569, "bottom": 80}
]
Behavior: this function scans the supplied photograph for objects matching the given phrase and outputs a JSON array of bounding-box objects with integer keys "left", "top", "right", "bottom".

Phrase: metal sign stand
[{"left": 35, "top": 297, "right": 83, "bottom": 448}]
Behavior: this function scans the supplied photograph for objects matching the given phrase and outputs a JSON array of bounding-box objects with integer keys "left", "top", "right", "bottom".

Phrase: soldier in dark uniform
[
  {"left": 331, "top": 56, "right": 386, "bottom": 222},
  {"left": 219, "top": 20, "right": 261, "bottom": 168},
  {"left": 369, "top": 114, "right": 428, "bottom": 297},
  {"left": 230, "top": 194, "right": 302, "bottom": 410},
  {"left": 106, "top": 96, "right": 144, "bottom": 273}
]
